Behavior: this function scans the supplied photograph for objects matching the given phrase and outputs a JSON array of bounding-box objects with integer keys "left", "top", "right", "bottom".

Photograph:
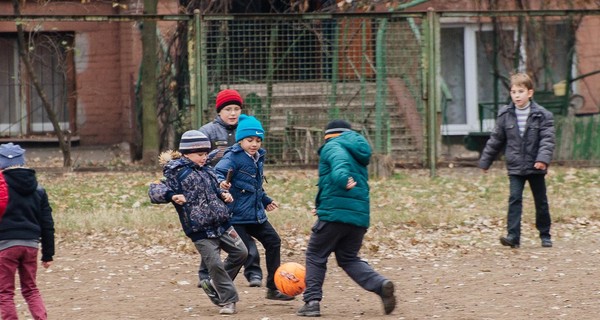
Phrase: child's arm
[
  {"left": 535, "top": 112, "right": 555, "bottom": 167},
  {"left": 37, "top": 187, "right": 55, "bottom": 266},
  {"left": 479, "top": 110, "right": 508, "bottom": 171},
  {"left": 148, "top": 180, "right": 177, "bottom": 204}
]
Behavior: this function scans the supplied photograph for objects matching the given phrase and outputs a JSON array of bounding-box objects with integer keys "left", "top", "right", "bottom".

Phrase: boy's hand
[
  {"left": 534, "top": 162, "right": 547, "bottom": 170},
  {"left": 310, "top": 208, "right": 316, "bottom": 216},
  {"left": 222, "top": 192, "right": 233, "bottom": 203},
  {"left": 346, "top": 176, "right": 357, "bottom": 190},
  {"left": 220, "top": 181, "right": 231, "bottom": 190},
  {"left": 172, "top": 194, "right": 186, "bottom": 205},
  {"left": 42, "top": 261, "right": 52, "bottom": 269},
  {"left": 266, "top": 201, "right": 279, "bottom": 211}
]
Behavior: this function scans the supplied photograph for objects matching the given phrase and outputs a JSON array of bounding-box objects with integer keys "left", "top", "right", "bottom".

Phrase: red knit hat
[{"left": 215, "top": 89, "right": 243, "bottom": 113}]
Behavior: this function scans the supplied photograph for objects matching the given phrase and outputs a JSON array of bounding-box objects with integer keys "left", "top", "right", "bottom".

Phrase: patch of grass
[{"left": 37, "top": 167, "right": 600, "bottom": 244}]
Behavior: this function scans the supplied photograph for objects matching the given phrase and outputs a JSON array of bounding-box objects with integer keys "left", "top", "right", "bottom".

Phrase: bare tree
[{"left": 12, "top": 0, "right": 72, "bottom": 167}]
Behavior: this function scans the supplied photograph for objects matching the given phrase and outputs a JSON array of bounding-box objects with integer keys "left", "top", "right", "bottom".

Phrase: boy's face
[
  {"left": 218, "top": 104, "right": 242, "bottom": 126},
  {"left": 184, "top": 152, "right": 208, "bottom": 166},
  {"left": 239, "top": 136, "right": 262, "bottom": 156},
  {"left": 510, "top": 84, "right": 534, "bottom": 108}
]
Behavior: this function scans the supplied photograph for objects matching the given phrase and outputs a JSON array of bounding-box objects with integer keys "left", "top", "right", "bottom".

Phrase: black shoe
[
  {"left": 297, "top": 300, "right": 320, "bottom": 317},
  {"left": 380, "top": 280, "right": 396, "bottom": 315},
  {"left": 266, "top": 289, "right": 294, "bottom": 301},
  {"left": 199, "top": 279, "right": 220, "bottom": 306},
  {"left": 541, "top": 238, "right": 553, "bottom": 247},
  {"left": 248, "top": 277, "right": 262, "bottom": 287},
  {"left": 499, "top": 236, "right": 520, "bottom": 248}
]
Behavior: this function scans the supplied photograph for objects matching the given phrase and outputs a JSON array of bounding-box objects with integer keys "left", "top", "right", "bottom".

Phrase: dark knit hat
[
  {"left": 236, "top": 114, "right": 265, "bottom": 142},
  {"left": 179, "top": 130, "right": 211, "bottom": 154},
  {"left": 0, "top": 143, "right": 26, "bottom": 169},
  {"left": 215, "top": 89, "right": 243, "bottom": 113},
  {"left": 324, "top": 119, "right": 352, "bottom": 135}
]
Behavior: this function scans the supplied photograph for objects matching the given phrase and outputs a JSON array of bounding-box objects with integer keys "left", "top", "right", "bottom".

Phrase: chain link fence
[{"left": 197, "top": 14, "right": 428, "bottom": 166}]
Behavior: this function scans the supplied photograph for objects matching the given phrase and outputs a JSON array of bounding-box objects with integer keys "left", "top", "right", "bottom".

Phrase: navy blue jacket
[
  {"left": 148, "top": 154, "right": 232, "bottom": 241},
  {"left": 214, "top": 144, "right": 272, "bottom": 225}
]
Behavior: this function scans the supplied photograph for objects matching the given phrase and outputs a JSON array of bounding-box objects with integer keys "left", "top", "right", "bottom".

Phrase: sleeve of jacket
[
  {"left": 536, "top": 111, "right": 555, "bottom": 165},
  {"left": 479, "top": 110, "right": 507, "bottom": 170},
  {"left": 148, "top": 181, "right": 175, "bottom": 204},
  {"left": 213, "top": 155, "right": 234, "bottom": 182},
  {"left": 37, "top": 187, "right": 55, "bottom": 262},
  {"left": 323, "top": 142, "right": 354, "bottom": 190},
  {"left": 0, "top": 171, "right": 7, "bottom": 221}
]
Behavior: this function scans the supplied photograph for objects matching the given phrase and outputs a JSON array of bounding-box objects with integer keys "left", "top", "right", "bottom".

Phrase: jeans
[
  {"left": 199, "top": 236, "right": 262, "bottom": 282},
  {"left": 0, "top": 246, "right": 47, "bottom": 320},
  {"left": 233, "top": 221, "right": 282, "bottom": 290},
  {"left": 194, "top": 226, "right": 248, "bottom": 305},
  {"left": 507, "top": 174, "right": 552, "bottom": 243},
  {"left": 303, "top": 220, "right": 388, "bottom": 303}
]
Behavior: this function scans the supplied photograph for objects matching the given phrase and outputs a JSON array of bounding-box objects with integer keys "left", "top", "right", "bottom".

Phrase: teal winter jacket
[{"left": 315, "top": 131, "right": 372, "bottom": 228}]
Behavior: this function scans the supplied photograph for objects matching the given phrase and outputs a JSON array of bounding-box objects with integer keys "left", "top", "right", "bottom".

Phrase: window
[{"left": 0, "top": 33, "right": 75, "bottom": 137}]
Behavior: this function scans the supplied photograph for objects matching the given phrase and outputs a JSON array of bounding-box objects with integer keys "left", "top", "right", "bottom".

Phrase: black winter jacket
[
  {"left": 0, "top": 168, "right": 55, "bottom": 262},
  {"left": 479, "top": 101, "right": 555, "bottom": 176}
]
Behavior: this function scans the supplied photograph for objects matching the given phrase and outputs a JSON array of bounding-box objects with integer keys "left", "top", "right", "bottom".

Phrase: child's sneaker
[
  {"left": 199, "top": 279, "right": 220, "bottom": 306},
  {"left": 380, "top": 280, "right": 396, "bottom": 315},
  {"left": 266, "top": 288, "right": 294, "bottom": 301},
  {"left": 219, "top": 302, "right": 236, "bottom": 314},
  {"left": 297, "top": 300, "right": 320, "bottom": 317}
]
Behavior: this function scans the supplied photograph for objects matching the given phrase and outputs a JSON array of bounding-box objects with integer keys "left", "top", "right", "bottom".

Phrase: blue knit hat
[
  {"left": 0, "top": 143, "right": 26, "bottom": 169},
  {"left": 179, "top": 130, "right": 211, "bottom": 154},
  {"left": 236, "top": 114, "right": 265, "bottom": 142}
]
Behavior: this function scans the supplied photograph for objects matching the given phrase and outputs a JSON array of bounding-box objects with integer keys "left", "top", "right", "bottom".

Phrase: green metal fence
[{"left": 192, "top": 13, "right": 429, "bottom": 166}]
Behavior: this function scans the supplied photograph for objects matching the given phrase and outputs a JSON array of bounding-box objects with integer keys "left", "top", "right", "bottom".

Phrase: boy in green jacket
[{"left": 297, "top": 120, "right": 396, "bottom": 317}]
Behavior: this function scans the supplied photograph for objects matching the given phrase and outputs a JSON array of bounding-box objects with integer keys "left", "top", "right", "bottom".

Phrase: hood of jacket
[
  {"left": 318, "top": 131, "right": 371, "bottom": 166},
  {"left": 2, "top": 167, "right": 38, "bottom": 196}
]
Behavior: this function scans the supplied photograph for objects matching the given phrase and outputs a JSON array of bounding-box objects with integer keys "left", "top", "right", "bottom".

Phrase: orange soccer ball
[{"left": 274, "top": 262, "right": 306, "bottom": 296}]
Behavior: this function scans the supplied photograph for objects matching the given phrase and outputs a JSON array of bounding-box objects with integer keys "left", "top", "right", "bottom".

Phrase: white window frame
[{"left": 441, "top": 23, "right": 522, "bottom": 135}]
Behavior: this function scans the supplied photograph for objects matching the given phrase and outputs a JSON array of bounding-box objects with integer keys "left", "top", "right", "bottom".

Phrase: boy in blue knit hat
[{"left": 214, "top": 115, "right": 294, "bottom": 301}]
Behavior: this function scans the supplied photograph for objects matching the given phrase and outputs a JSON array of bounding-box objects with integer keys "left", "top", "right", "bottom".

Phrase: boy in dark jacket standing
[
  {"left": 148, "top": 131, "right": 247, "bottom": 315},
  {"left": 198, "top": 89, "right": 263, "bottom": 288},
  {"left": 479, "top": 72, "right": 555, "bottom": 249},
  {"left": 214, "top": 114, "right": 294, "bottom": 301},
  {"left": 297, "top": 120, "right": 396, "bottom": 317},
  {"left": 0, "top": 143, "right": 54, "bottom": 320}
]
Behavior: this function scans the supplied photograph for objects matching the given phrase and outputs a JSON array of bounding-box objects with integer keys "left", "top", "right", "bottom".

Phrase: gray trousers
[
  {"left": 194, "top": 226, "right": 248, "bottom": 305},
  {"left": 303, "top": 220, "right": 387, "bottom": 303}
]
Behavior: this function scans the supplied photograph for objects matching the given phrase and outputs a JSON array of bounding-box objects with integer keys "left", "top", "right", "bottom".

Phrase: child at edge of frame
[
  {"left": 213, "top": 114, "right": 295, "bottom": 301},
  {"left": 147, "top": 130, "right": 248, "bottom": 315},
  {"left": 0, "top": 142, "right": 55, "bottom": 320},
  {"left": 479, "top": 72, "right": 555, "bottom": 249}
]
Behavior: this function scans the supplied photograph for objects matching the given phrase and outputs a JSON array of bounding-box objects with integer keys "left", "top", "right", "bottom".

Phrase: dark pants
[
  {"left": 507, "top": 174, "right": 552, "bottom": 243},
  {"left": 303, "top": 220, "right": 387, "bottom": 303},
  {"left": 233, "top": 221, "right": 281, "bottom": 290},
  {"left": 194, "top": 226, "right": 248, "bottom": 305},
  {"left": 199, "top": 235, "right": 262, "bottom": 283}
]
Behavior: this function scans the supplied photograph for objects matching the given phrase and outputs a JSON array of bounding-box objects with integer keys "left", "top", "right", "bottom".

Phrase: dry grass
[{"left": 38, "top": 166, "right": 600, "bottom": 246}]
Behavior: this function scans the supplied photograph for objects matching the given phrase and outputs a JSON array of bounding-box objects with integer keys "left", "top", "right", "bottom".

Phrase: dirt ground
[{"left": 8, "top": 222, "right": 598, "bottom": 320}]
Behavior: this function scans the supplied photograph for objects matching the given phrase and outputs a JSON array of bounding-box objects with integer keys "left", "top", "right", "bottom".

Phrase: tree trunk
[
  {"left": 12, "top": 0, "right": 72, "bottom": 168},
  {"left": 141, "top": 0, "right": 160, "bottom": 165}
]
